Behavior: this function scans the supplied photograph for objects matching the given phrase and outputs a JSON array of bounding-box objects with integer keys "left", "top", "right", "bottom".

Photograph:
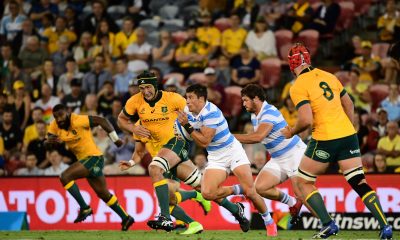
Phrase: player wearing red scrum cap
[{"left": 281, "top": 43, "right": 392, "bottom": 239}]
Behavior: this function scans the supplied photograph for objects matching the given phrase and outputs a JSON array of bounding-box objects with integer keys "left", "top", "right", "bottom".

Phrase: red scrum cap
[{"left": 287, "top": 43, "right": 311, "bottom": 72}]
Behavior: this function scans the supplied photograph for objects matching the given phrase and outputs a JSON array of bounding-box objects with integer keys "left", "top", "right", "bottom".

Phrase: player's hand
[
  {"left": 114, "top": 139, "right": 124, "bottom": 147},
  {"left": 280, "top": 125, "right": 293, "bottom": 139},
  {"left": 119, "top": 161, "right": 132, "bottom": 171},
  {"left": 176, "top": 110, "right": 188, "bottom": 125},
  {"left": 132, "top": 125, "right": 151, "bottom": 138}
]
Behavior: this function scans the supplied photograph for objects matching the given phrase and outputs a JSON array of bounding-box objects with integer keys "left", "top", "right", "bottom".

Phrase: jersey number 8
[{"left": 319, "top": 81, "right": 334, "bottom": 101}]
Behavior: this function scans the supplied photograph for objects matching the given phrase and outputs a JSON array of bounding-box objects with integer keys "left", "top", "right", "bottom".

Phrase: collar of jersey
[
  {"left": 299, "top": 66, "right": 314, "bottom": 76},
  {"left": 144, "top": 90, "right": 162, "bottom": 107}
]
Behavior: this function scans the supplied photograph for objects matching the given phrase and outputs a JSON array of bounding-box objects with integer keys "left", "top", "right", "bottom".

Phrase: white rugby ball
[{"left": 174, "top": 119, "right": 193, "bottom": 142}]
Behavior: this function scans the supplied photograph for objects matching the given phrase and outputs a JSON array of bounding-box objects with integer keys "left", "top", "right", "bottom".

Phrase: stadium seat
[
  {"left": 274, "top": 29, "right": 293, "bottom": 59},
  {"left": 139, "top": 19, "right": 160, "bottom": 32},
  {"left": 159, "top": 5, "right": 179, "bottom": 19},
  {"left": 369, "top": 84, "right": 389, "bottom": 112},
  {"left": 162, "top": 19, "right": 185, "bottom": 32},
  {"left": 279, "top": 43, "right": 292, "bottom": 64},
  {"left": 214, "top": 18, "right": 232, "bottom": 32},
  {"left": 260, "top": 58, "right": 282, "bottom": 89},
  {"left": 146, "top": 31, "right": 160, "bottom": 47},
  {"left": 296, "top": 30, "right": 320, "bottom": 56},
  {"left": 107, "top": 6, "right": 127, "bottom": 20},
  {"left": 353, "top": 0, "right": 372, "bottom": 17},
  {"left": 223, "top": 86, "right": 243, "bottom": 117},
  {"left": 372, "top": 43, "right": 390, "bottom": 59},
  {"left": 171, "top": 31, "right": 188, "bottom": 45},
  {"left": 334, "top": 71, "right": 351, "bottom": 86},
  {"left": 163, "top": 72, "right": 185, "bottom": 85},
  {"left": 336, "top": 1, "right": 355, "bottom": 32}
]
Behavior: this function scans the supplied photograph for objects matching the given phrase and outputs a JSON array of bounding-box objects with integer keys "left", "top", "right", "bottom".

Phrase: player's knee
[
  {"left": 59, "top": 171, "right": 70, "bottom": 185},
  {"left": 201, "top": 188, "right": 216, "bottom": 201},
  {"left": 344, "top": 167, "right": 372, "bottom": 197},
  {"left": 242, "top": 186, "right": 257, "bottom": 199},
  {"left": 183, "top": 168, "right": 201, "bottom": 188},
  {"left": 148, "top": 157, "right": 170, "bottom": 175}
]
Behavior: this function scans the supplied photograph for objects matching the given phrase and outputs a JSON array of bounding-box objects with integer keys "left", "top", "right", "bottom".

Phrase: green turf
[{"left": 0, "top": 230, "right": 395, "bottom": 240}]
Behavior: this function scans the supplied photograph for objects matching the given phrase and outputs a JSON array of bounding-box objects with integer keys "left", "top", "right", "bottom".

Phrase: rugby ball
[{"left": 174, "top": 119, "right": 193, "bottom": 142}]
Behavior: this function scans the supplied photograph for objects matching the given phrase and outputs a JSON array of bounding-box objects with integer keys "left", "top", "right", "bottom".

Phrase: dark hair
[
  {"left": 53, "top": 104, "right": 67, "bottom": 113},
  {"left": 186, "top": 84, "right": 207, "bottom": 100},
  {"left": 3, "top": 104, "right": 14, "bottom": 114},
  {"left": 389, "top": 41, "right": 400, "bottom": 61},
  {"left": 66, "top": 56, "right": 75, "bottom": 62},
  {"left": 32, "top": 106, "right": 44, "bottom": 113},
  {"left": 11, "top": 58, "right": 23, "bottom": 69},
  {"left": 241, "top": 84, "right": 266, "bottom": 101},
  {"left": 102, "top": 80, "right": 113, "bottom": 87}
]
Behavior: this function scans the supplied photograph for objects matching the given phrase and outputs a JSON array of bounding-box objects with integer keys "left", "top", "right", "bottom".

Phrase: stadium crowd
[{"left": 0, "top": 0, "right": 399, "bottom": 177}]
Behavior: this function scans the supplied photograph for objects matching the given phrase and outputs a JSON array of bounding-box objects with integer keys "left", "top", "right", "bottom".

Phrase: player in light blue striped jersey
[
  {"left": 234, "top": 84, "right": 305, "bottom": 224},
  {"left": 177, "top": 84, "right": 278, "bottom": 237}
]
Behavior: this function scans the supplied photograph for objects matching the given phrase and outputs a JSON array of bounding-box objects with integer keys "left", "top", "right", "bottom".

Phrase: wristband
[
  {"left": 128, "top": 160, "right": 136, "bottom": 167},
  {"left": 109, "top": 131, "right": 119, "bottom": 142},
  {"left": 183, "top": 123, "right": 194, "bottom": 134}
]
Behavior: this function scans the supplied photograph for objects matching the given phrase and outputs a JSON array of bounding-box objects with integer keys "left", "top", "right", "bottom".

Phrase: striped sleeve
[{"left": 202, "top": 111, "right": 221, "bottom": 128}]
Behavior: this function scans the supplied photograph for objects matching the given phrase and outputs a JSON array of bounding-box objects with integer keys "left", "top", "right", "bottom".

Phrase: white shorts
[
  {"left": 262, "top": 141, "right": 306, "bottom": 182},
  {"left": 206, "top": 139, "right": 250, "bottom": 172}
]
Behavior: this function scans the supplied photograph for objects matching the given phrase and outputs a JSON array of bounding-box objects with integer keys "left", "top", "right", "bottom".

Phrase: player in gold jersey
[
  {"left": 281, "top": 43, "right": 392, "bottom": 239},
  {"left": 45, "top": 104, "right": 134, "bottom": 231}
]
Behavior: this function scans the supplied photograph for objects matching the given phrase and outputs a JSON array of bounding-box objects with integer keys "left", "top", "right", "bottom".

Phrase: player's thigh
[
  {"left": 255, "top": 169, "right": 281, "bottom": 192},
  {"left": 338, "top": 157, "right": 363, "bottom": 172},
  {"left": 175, "top": 160, "right": 197, "bottom": 181},
  {"left": 158, "top": 137, "right": 190, "bottom": 169},
  {"left": 298, "top": 154, "right": 329, "bottom": 176},
  {"left": 202, "top": 168, "right": 227, "bottom": 193},
  {"left": 232, "top": 164, "right": 255, "bottom": 190},
  {"left": 87, "top": 175, "right": 109, "bottom": 195},
  {"left": 61, "top": 161, "right": 90, "bottom": 180}
]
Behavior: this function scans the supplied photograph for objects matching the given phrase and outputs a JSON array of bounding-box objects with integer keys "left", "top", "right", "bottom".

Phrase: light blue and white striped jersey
[
  {"left": 252, "top": 101, "right": 301, "bottom": 158},
  {"left": 187, "top": 101, "right": 234, "bottom": 152}
]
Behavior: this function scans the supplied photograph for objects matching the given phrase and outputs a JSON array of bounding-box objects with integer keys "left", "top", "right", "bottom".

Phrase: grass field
[{"left": 0, "top": 230, "right": 396, "bottom": 240}]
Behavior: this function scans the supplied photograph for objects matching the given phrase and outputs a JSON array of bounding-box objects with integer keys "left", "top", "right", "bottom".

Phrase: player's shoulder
[{"left": 127, "top": 93, "right": 144, "bottom": 105}]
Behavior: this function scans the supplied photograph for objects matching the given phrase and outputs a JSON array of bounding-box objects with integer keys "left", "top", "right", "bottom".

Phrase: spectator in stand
[
  {"left": 234, "top": 0, "right": 260, "bottom": 29},
  {"left": 125, "top": 27, "right": 152, "bottom": 74},
  {"left": 91, "top": 33, "right": 116, "bottom": 71},
  {"left": 245, "top": 16, "right": 277, "bottom": 60},
  {"left": 106, "top": 98, "right": 123, "bottom": 135},
  {"left": 51, "top": 36, "right": 73, "bottom": 78},
  {"left": 3, "top": 0, "right": 31, "bottom": 16},
  {"left": 23, "top": 107, "right": 44, "bottom": 149},
  {"left": 8, "top": 80, "right": 31, "bottom": 130},
  {"left": 152, "top": 30, "right": 175, "bottom": 76},
  {"left": 43, "top": 149, "right": 69, "bottom": 176},
  {"left": 18, "top": 35, "right": 48, "bottom": 74},
  {"left": 64, "top": 7, "right": 81, "bottom": 37},
  {"left": 175, "top": 23, "right": 209, "bottom": 78},
  {"left": 250, "top": 150, "right": 267, "bottom": 174},
  {"left": 202, "top": 67, "right": 225, "bottom": 109},
  {"left": 354, "top": 111, "right": 369, "bottom": 151},
  {"left": 57, "top": 57, "right": 83, "bottom": 99},
  {"left": 113, "top": 57, "right": 135, "bottom": 97},
  {"left": 361, "top": 118, "right": 380, "bottom": 154},
  {"left": 344, "top": 70, "right": 371, "bottom": 112},
  {"left": 82, "top": 0, "right": 119, "bottom": 34},
  {"left": 38, "top": 12, "right": 53, "bottom": 37},
  {"left": 29, "top": 0, "right": 59, "bottom": 29},
  {"left": 97, "top": 81, "right": 115, "bottom": 117},
  {"left": 32, "top": 59, "right": 58, "bottom": 98},
  {"left": 0, "top": 105, "right": 22, "bottom": 160},
  {"left": 221, "top": 13, "right": 247, "bottom": 59},
  {"left": 0, "top": 44, "right": 12, "bottom": 82},
  {"left": 283, "top": 0, "right": 313, "bottom": 34},
  {"left": 377, "top": 121, "right": 400, "bottom": 170},
  {"left": 93, "top": 127, "right": 112, "bottom": 156},
  {"left": 80, "top": 94, "right": 98, "bottom": 116},
  {"left": 121, "top": 79, "right": 139, "bottom": 106},
  {"left": 82, "top": 54, "right": 113, "bottom": 94},
  {"left": 258, "top": 0, "right": 286, "bottom": 30},
  {"left": 34, "top": 83, "right": 60, "bottom": 124},
  {"left": 351, "top": 41, "right": 381, "bottom": 83},
  {"left": 0, "top": 0, "right": 27, "bottom": 43},
  {"left": 26, "top": 120, "right": 48, "bottom": 168},
  {"left": 14, "top": 153, "right": 43, "bottom": 176},
  {"left": 61, "top": 78, "right": 85, "bottom": 113},
  {"left": 11, "top": 18, "right": 41, "bottom": 56},
  {"left": 380, "top": 83, "right": 400, "bottom": 122},
  {"left": 376, "top": 108, "right": 388, "bottom": 137},
  {"left": 3, "top": 58, "right": 32, "bottom": 95},
  {"left": 215, "top": 54, "right": 231, "bottom": 87},
  {"left": 377, "top": 0, "right": 400, "bottom": 43},
  {"left": 73, "top": 32, "right": 95, "bottom": 73},
  {"left": 306, "top": 0, "right": 340, "bottom": 35},
  {"left": 196, "top": 11, "right": 221, "bottom": 58},
  {"left": 231, "top": 44, "right": 261, "bottom": 87},
  {"left": 193, "top": 152, "right": 207, "bottom": 173},
  {"left": 279, "top": 97, "right": 298, "bottom": 128},
  {"left": 93, "top": 19, "right": 115, "bottom": 51},
  {"left": 42, "top": 16, "right": 77, "bottom": 54},
  {"left": 114, "top": 17, "right": 137, "bottom": 58},
  {"left": 372, "top": 153, "right": 388, "bottom": 173}
]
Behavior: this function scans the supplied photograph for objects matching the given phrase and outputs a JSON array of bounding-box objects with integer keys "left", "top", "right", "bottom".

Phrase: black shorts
[{"left": 305, "top": 134, "right": 361, "bottom": 163}]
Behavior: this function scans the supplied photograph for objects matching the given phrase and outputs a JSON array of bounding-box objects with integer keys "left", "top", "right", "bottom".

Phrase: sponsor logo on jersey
[
  {"left": 140, "top": 108, "right": 145, "bottom": 114},
  {"left": 142, "top": 117, "right": 170, "bottom": 123},
  {"left": 315, "top": 150, "right": 330, "bottom": 159},
  {"left": 161, "top": 106, "right": 168, "bottom": 113},
  {"left": 350, "top": 149, "right": 360, "bottom": 154}
]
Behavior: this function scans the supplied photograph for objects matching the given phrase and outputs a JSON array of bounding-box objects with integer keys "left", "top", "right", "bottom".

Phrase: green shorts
[
  {"left": 80, "top": 155, "right": 104, "bottom": 177},
  {"left": 161, "top": 136, "right": 191, "bottom": 182},
  {"left": 305, "top": 134, "right": 361, "bottom": 163}
]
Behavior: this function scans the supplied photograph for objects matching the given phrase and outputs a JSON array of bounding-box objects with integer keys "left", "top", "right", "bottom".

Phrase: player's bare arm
[
  {"left": 234, "top": 123, "right": 273, "bottom": 144},
  {"left": 281, "top": 104, "right": 313, "bottom": 139},
  {"left": 119, "top": 141, "right": 147, "bottom": 170},
  {"left": 118, "top": 111, "right": 151, "bottom": 138},
  {"left": 340, "top": 93, "right": 355, "bottom": 125},
  {"left": 90, "top": 115, "right": 123, "bottom": 147},
  {"left": 176, "top": 110, "right": 216, "bottom": 148}
]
